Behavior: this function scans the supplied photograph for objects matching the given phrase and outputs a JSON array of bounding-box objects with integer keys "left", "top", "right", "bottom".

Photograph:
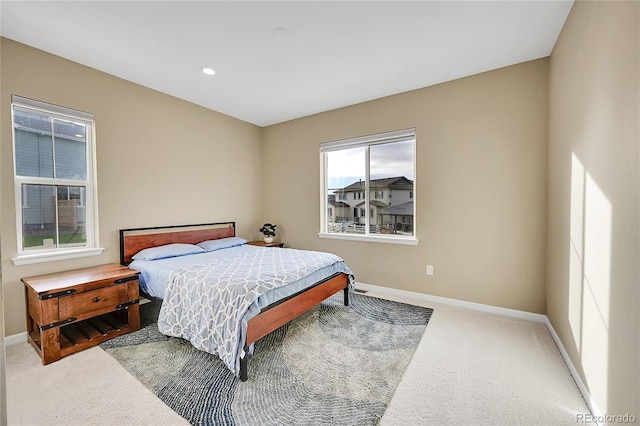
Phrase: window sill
[
  {"left": 12, "top": 247, "right": 105, "bottom": 266},
  {"left": 318, "top": 232, "right": 419, "bottom": 245}
]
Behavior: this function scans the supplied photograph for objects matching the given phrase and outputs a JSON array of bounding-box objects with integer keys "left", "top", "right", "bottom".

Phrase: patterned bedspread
[{"left": 157, "top": 247, "right": 352, "bottom": 377}]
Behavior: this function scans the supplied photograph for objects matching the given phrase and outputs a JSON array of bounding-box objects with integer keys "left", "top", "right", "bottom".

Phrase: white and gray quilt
[{"left": 157, "top": 246, "right": 352, "bottom": 377}]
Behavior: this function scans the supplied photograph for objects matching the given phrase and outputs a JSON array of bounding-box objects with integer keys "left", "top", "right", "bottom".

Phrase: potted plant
[{"left": 259, "top": 223, "right": 277, "bottom": 243}]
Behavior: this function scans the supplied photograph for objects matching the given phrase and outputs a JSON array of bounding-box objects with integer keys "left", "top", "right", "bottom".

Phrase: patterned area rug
[{"left": 101, "top": 293, "right": 433, "bottom": 426}]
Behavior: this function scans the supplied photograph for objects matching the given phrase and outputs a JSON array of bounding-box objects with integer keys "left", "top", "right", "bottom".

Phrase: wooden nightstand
[
  {"left": 248, "top": 241, "right": 285, "bottom": 248},
  {"left": 22, "top": 263, "right": 140, "bottom": 365}
]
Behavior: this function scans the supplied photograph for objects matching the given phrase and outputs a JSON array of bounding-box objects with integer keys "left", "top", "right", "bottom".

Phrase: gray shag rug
[{"left": 101, "top": 292, "right": 433, "bottom": 426}]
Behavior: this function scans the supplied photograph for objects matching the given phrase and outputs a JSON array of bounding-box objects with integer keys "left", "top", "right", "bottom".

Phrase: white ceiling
[{"left": 1, "top": 1, "right": 573, "bottom": 127}]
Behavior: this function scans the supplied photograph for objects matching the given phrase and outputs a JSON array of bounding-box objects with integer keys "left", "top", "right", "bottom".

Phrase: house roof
[
  {"left": 333, "top": 202, "right": 350, "bottom": 208},
  {"left": 370, "top": 200, "right": 389, "bottom": 208},
  {"left": 340, "top": 176, "right": 414, "bottom": 191},
  {"left": 379, "top": 201, "right": 414, "bottom": 216}
]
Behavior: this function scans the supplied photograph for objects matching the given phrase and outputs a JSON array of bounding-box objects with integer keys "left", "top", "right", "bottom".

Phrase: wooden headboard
[{"left": 119, "top": 222, "right": 236, "bottom": 265}]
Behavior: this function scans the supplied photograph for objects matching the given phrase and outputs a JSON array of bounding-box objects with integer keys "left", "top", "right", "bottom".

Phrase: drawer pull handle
[{"left": 93, "top": 297, "right": 101, "bottom": 303}]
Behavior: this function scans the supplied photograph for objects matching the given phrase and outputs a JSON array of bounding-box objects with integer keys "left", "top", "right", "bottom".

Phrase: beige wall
[
  {"left": 0, "top": 245, "right": 5, "bottom": 425},
  {"left": 0, "top": 38, "right": 264, "bottom": 335},
  {"left": 2, "top": 2, "right": 637, "bottom": 417},
  {"left": 547, "top": 0, "right": 639, "bottom": 416},
  {"left": 262, "top": 58, "right": 549, "bottom": 314}
]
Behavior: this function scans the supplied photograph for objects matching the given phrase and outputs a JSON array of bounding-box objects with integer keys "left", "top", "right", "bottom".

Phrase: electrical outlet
[{"left": 426, "top": 264, "right": 434, "bottom": 276}]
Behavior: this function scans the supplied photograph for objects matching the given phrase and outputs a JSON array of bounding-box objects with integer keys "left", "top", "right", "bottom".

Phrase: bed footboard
[{"left": 240, "top": 272, "right": 349, "bottom": 381}]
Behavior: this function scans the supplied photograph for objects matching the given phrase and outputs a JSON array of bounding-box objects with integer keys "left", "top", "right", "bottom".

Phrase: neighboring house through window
[
  {"left": 11, "top": 95, "right": 103, "bottom": 265},
  {"left": 319, "top": 128, "right": 418, "bottom": 244}
]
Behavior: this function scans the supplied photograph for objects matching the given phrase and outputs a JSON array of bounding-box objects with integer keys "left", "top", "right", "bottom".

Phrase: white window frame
[
  {"left": 319, "top": 128, "right": 418, "bottom": 245},
  {"left": 11, "top": 96, "right": 103, "bottom": 265}
]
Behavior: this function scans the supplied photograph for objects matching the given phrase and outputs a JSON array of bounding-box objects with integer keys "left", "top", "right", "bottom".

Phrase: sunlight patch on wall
[
  {"left": 568, "top": 154, "right": 585, "bottom": 348},
  {"left": 568, "top": 153, "right": 612, "bottom": 410},
  {"left": 583, "top": 173, "right": 612, "bottom": 325}
]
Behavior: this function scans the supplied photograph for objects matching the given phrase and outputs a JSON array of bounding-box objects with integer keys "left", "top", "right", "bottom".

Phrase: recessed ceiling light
[{"left": 202, "top": 67, "right": 216, "bottom": 76}]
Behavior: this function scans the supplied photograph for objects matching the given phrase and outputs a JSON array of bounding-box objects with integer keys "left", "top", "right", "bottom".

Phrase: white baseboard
[
  {"left": 4, "top": 332, "right": 27, "bottom": 347},
  {"left": 542, "top": 317, "right": 602, "bottom": 420},
  {"left": 354, "top": 281, "right": 600, "bottom": 419},
  {"left": 355, "top": 281, "right": 548, "bottom": 322}
]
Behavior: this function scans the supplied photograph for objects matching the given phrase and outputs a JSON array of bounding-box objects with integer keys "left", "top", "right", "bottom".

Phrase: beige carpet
[
  {"left": 6, "top": 344, "right": 187, "bottom": 426},
  {"left": 376, "top": 292, "right": 590, "bottom": 425},
  {"left": 6, "top": 291, "right": 590, "bottom": 425}
]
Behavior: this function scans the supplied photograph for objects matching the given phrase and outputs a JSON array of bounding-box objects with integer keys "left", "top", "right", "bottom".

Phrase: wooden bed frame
[{"left": 119, "top": 221, "right": 350, "bottom": 381}]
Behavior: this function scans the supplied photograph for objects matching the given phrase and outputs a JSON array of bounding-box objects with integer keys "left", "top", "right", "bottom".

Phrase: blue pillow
[
  {"left": 197, "top": 237, "right": 248, "bottom": 252},
  {"left": 131, "top": 243, "right": 205, "bottom": 261}
]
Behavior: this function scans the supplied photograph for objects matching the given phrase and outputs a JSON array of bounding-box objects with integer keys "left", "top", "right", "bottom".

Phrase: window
[
  {"left": 11, "top": 96, "right": 103, "bottom": 265},
  {"left": 320, "top": 128, "right": 417, "bottom": 244}
]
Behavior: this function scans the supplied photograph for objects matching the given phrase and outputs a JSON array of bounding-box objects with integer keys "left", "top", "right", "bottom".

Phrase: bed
[{"left": 119, "top": 222, "right": 353, "bottom": 381}]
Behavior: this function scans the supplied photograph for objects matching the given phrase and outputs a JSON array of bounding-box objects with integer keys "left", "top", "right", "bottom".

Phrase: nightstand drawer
[{"left": 59, "top": 282, "right": 131, "bottom": 320}]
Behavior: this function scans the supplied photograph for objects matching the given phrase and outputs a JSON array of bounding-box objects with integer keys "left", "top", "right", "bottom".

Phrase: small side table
[
  {"left": 248, "top": 241, "right": 285, "bottom": 248},
  {"left": 22, "top": 264, "right": 140, "bottom": 364}
]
